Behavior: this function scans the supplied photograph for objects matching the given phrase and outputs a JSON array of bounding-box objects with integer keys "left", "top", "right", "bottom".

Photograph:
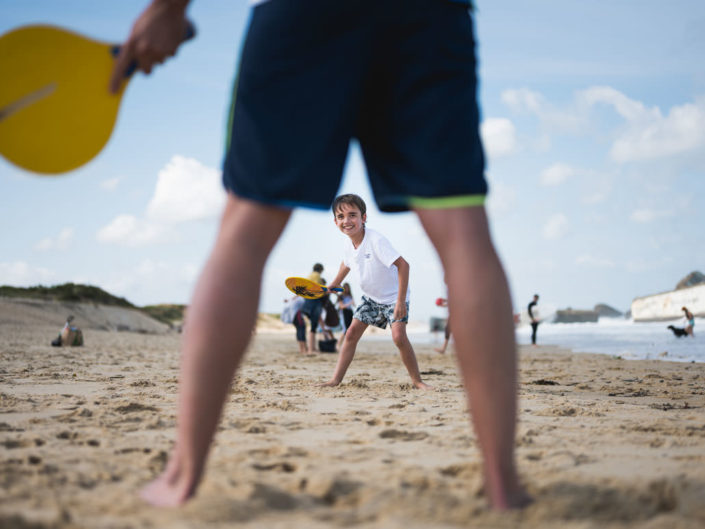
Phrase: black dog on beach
[{"left": 667, "top": 325, "right": 688, "bottom": 338}]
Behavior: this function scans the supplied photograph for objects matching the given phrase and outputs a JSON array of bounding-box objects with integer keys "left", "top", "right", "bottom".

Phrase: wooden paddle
[{"left": 0, "top": 23, "right": 194, "bottom": 175}]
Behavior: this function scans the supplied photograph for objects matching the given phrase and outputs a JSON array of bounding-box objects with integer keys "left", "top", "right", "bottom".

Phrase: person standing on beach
[
  {"left": 300, "top": 263, "right": 326, "bottom": 353},
  {"left": 112, "top": 0, "right": 529, "bottom": 511},
  {"left": 434, "top": 297, "right": 452, "bottom": 354},
  {"left": 528, "top": 294, "right": 540, "bottom": 346},
  {"left": 683, "top": 306, "right": 695, "bottom": 337},
  {"left": 322, "top": 194, "right": 430, "bottom": 390},
  {"left": 337, "top": 283, "right": 355, "bottom": 337}
]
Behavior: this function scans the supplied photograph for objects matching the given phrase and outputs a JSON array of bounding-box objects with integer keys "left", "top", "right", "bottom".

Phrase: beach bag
[
  {"left": 323, "top": 297, "right": 340, "bottom": 327},
  {"left": 318, "top": 338, "right": 337, "bottom": 353}
]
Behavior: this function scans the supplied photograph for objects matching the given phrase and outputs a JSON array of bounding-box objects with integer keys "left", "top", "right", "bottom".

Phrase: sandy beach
[{"left": 1, "top": 314, "right": 704, "bottom": 528}]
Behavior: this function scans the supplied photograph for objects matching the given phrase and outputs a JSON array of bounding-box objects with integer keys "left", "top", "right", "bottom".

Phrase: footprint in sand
[
  {"left": 252, "top": 461, "right": 297, "bottom": 473},
  {"left": 378, "top": 429, "right": 429, "bottom": 441}
]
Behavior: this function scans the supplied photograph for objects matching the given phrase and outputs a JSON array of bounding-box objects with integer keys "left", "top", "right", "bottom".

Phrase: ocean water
[
  {"left": 393, "top": 318, "right": 703, "bottom": 363},
  {"left": 514, "top": 317, "right": 703, "bottom": 363}
]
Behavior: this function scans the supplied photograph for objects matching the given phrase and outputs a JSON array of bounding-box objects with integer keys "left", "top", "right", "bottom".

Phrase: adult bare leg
[
  {"left": 415, "top": 205, "right": 530, "bottom": 510},
  {"left": 140, "top": 194, "right": 291, "bottom": 506}
]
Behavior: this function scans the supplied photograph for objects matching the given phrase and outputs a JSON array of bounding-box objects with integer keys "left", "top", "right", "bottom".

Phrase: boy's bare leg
[
  {"left": 415, "top": 205, "right": 530, "bottom": 511},
  {"left": 321, "top": 319, "right": 367, "bottom": 386},
  {"left": 140, "top": 194, "right": 291, "bottom": 507},
  {"left": 390, "top": 322, "right": 432, "bottom": 389}
]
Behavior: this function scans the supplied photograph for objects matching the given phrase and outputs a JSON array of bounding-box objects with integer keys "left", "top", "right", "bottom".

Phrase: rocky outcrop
[
  {"left": 676, "top": 271, "right": 705, "bottom": 290},
  {"left": 631, "top": 283, "right": 705, "bottom": 322},
  {"left": 594, "top": 303, "right": 623, "bottom": 318},
  {"left": 554, "top": 309, "right": 599, "bottom": 323}
]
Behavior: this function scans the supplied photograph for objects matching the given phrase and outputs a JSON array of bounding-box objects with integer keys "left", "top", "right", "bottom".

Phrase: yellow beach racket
[
  {"left": 0, "top": 23, "right": 194, "bottom": 175},
  {"left": 285, "top": 277, "right": 344, "bottom": 300}
]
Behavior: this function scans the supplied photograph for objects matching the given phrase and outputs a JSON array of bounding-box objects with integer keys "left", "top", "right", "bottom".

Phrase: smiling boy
[{"left": 322, "top": 194, "right": 430, "bottom": 390}]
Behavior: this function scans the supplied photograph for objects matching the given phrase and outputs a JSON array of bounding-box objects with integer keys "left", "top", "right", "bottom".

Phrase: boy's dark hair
[
  {"left": 332, "top": 194, "right": 366, "bottom": 217},
  {"left": 313, "top": 263, "right": 324, "bottom": 272}
]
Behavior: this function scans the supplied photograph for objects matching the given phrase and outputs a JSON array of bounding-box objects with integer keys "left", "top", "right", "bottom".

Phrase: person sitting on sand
[
  {"left": 322, "top": 194, "right": 430, "bottom": 390},
  {"left": 683, "top": 306, "right": 695, "bottom": 337}
]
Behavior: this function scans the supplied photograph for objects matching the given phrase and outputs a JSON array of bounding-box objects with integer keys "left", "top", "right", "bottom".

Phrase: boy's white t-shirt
[{"left": 343, "top": 228, "right": 409, "bottom": 305}]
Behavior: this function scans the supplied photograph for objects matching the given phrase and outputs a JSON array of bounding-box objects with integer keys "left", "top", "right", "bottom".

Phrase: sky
[{"left": 1, "top": 0, "right": 704, "bottom": 324}]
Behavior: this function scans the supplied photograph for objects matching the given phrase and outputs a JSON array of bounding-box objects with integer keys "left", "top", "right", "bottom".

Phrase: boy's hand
[
  {"left": 110, "top": 0, "right": 190, "bottom": 94},
  {"left": 393, "top": 301, "right": 407, "bottom": 322}
]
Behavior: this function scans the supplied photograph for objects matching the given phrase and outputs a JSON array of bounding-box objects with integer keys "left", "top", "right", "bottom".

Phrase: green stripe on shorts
[{"left": 407, "top": 194, "right": 486, "bottom": 209}]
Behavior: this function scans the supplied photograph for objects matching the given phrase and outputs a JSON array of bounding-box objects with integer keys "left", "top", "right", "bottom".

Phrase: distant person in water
[
  {"left": 682, "top": 306, "right": 695, "bottom": 337},
  {"left": 528, "top": 294, "right": 540, "bottom": 346}
]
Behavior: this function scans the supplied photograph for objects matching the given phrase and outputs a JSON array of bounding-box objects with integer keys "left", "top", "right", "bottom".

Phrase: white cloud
[
  {"left": 501, "top": 88, "right": 583, "bottom": 132},
  {"left": 97, "top": 156, "right": 225, "bottom": 247},
  {"left": 579, "top": 87, "right": 705, "bottom": 162},
  {"left": 629, "top": 208, "right": 675, "bottom": 223},
  {"left": 0, "top": 261, "right": 55, "bottom": 285},
  {"left": 503, "top": 86, "right": 705, "bottom": 164},
  {"left": 540, "top": 162, "right": 574, "bottom": 186},
  {"left": 480, "top": 118, "right": 517, "bottom": 158},
  {"left": 96, "top": 214, "right": 168, "bottom": 246},
  {"left": 575, "top": 254, "right": 615, "bottom": 268},
  {"left": 579, "top": 86, "right": 650, "bottom": 122},
  {"left": 501, "top": 88, "right": 545, "bottom": 114},
  {"left": 35, "top": 227, "right": 74, "bottom": 251},
  {"left": 146, "top": 155, "right": 225, "bottom": 223},
  {"left": 100, "top": 177, "right": 120, "bottom": 191},
  {"left": 542, "top": 213, "right": 569, "bottom": 240}
]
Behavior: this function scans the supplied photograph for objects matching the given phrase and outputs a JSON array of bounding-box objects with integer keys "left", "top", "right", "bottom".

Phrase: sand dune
[
  {"left": 0, "top": 297, "right": 170, "bottom": 334},
  {"left": 1, "top": 305, "right": 704, "bottom": 528}
]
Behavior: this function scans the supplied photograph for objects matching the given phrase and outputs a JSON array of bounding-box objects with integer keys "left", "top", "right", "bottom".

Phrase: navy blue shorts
[{"left": 223, "top": 0, "right": 486, "bottom": 212}]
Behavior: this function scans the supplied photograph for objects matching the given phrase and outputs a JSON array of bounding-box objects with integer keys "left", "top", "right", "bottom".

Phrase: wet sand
[{"left": 1, "top": 322, "right": 704, "bottom": 528}]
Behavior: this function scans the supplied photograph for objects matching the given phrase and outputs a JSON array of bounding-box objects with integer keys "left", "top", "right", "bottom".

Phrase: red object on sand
[{"left": 435, "top": 298, "right": 444, "bottom": 306}]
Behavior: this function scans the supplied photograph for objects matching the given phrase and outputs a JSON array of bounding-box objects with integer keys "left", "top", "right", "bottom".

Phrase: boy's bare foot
[
  {"left": 434, "top": 347, "right": 446, "bottom": 354},
  {"left": 319, "top": 379, "right": 341, "bottom": 387},
  {"left": 412, "top": 380, "right": 434, "bottom": 390}
]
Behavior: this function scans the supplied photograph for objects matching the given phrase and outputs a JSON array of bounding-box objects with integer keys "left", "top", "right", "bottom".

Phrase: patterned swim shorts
[{"left": 354, "top": 295, "right": 409, "bottom": 329}]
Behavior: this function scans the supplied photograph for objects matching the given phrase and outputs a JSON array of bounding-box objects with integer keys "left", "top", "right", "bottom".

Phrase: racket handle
[
  {"left": 111, "top": 19, "right": 197, "bottom": 78},
  {"left": 328, "top": 287, "right": 344, "bottom": 293}
]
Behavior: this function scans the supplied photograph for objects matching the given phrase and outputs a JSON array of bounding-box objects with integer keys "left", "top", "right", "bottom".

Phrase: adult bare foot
[
  {"left": 319, "top": 379, "right": 341, "bottom": 387},
  {"left": 413, "top": 380, "right": 434, "bottom": 390},
  {"left": 140, "top": 476, "right": 193, "bottom": 507},
  {"left": 140, "top": 453, "right": 197, "bottom": 507}
]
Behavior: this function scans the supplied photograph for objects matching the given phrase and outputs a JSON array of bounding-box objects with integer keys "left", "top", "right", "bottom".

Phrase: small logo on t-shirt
[{"left": 364, "top": 253, "right": 371, "bottom": 259}]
